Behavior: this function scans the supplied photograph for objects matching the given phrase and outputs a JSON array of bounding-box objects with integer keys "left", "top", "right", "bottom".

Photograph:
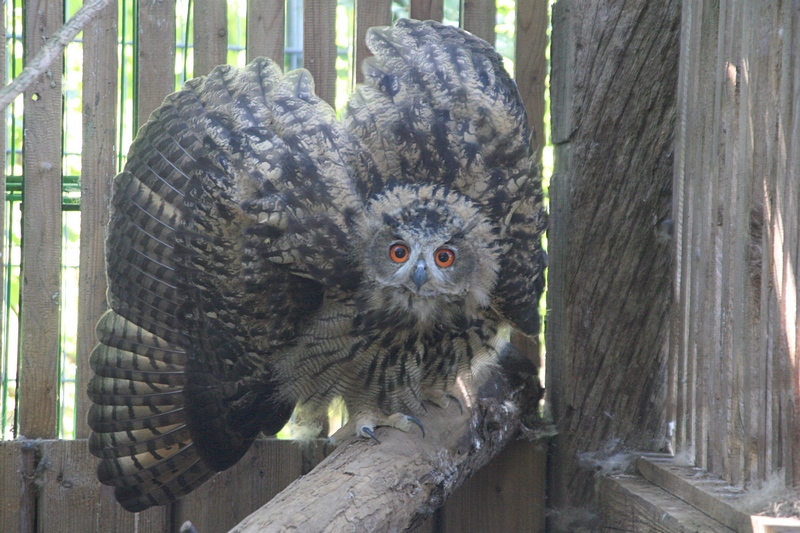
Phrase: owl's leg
[{"left": 330, "top": 411, "right": 424, "bottom": 444}]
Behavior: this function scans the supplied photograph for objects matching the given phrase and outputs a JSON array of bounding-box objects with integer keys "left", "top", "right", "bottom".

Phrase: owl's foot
[
  {"left": 423, "top": 387, "right": 463, "bottom": 414},
  {"left": 331, "top": 411, "right": 425, "bottom": 444}
]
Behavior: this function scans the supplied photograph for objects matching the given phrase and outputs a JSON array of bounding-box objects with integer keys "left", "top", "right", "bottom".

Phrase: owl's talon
[
  {"left": 361, "top": 426, "right": 381, "bottom": 443},
  {"left": 405, "top": 415, "right": 425, "bottom": 438},
  {"left": 446, "top": 393, "right": 463, "bottom": 415}
]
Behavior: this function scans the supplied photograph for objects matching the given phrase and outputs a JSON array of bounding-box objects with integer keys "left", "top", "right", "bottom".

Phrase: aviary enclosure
[{"left": 0, "top": 0, "right": 799, "bottom": 532}]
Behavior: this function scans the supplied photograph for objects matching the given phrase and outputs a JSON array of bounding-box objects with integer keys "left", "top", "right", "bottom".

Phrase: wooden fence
[
  {"left": 0, "top": 1, "right": 549, "bottom": 532},
  {"left": 670, "top": 0, "right": 800, "bottom": 489}
]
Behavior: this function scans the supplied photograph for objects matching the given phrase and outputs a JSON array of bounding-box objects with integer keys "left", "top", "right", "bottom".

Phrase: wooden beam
[
  {"left": 230, "top": 354, "right": 544, "bottom": 532},
  {"left": 547, "top": 0, "right": 680, "bottom": 520}
]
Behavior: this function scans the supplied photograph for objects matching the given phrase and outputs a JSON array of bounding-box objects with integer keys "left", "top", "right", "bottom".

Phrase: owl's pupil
[
  {"left": 395, "top": 248, "right": 406, "bottom": 259},
  {"left": 437, "top": 251, "right": 448, "bottom": 263}
]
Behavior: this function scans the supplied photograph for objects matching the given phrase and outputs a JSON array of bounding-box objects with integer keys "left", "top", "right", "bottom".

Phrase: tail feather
[
  {"left": 113, "top": 457, "right": 217, "bottom": 513},
  {"left": 88, "top": 311, "right": 217, "bottom": 512},
  {"left": 89, "top": 424, "right": 190, "bottom": 458}
]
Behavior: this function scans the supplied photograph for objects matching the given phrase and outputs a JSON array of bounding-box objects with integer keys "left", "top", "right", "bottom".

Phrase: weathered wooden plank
[
  {"left": 637, "top": 455, "right": 800, "bottom": 531},
  {"left": 546, "top": 0, "right": 679, "bottom": 517},
  {"left": 193, "top": 0, "right": 228, "bottom": 77},
  {"left": 247, "top": 0, "right": 284, "bottom": 65},
  {"left": 778, "top": 0, "right": 800, "bottom": 486},
  {"left": 177, "top": 439, "right": 324, "bottom": 532},
  {"left": 410, "top": 0, "right": 444, "bottom": 22},
  {"left": 303, "top": 0, "right": 337, "bottom": 107},
  {"left": 598, "top": 474, "right": 736, "bottom": 533},
  {"left": 18, "top": 0, "right": 63, "bottom": 440},
  {"left": 461, "top": 0, "right": 495, "bottom": 45},
  {"left": 76, "top": 0, "right": 118, "bottom": 441},
  {"left": 38, "top": 440, "right": 167, "bottom": 533},
  {"left": 0, "top": 441, "right": 35, "bottom": 533},
  {"left": 440, "top": 441, "right": 546, "bottom": 533},
  {"left": 515, "top": 0, "right": 548, "bottom": 157},
  {"left": 353, "top": 0, "right": 391, "bottom": 85},
  {"left": 137, "top": 0, "right": 176, "bottom": 130}
]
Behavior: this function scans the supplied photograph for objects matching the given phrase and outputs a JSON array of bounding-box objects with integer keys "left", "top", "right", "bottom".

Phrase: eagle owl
[{"left": 87, "top": 19, "right": 546, "bottom": 512}]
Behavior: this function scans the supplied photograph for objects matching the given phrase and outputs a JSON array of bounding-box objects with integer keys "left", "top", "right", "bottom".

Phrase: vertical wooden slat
[
  {"left": 193, "top": 0, "right": 228, "bottom": 77},
  {"left": 515, "top": 0, "right": 548, "bottom": 156},
  {"left": 137, "top": 0, "right": 176, "bottom": 130},
  {"left": 780, "top": 1, "right": 800, "bottom": 487},
  {"left": 75, "top": 0, "right": 118, "bottom": 441},
  {"left": 178, "top": 440, "right": 324, "bottom": 532},
  {"left": 38, "top": 440, "right": 167, "bottom": 533},
  {"left": 461, "top": 0, "right": 495, "bottom": 45},
  {"left": 410, "top": 0, "right": 444, "bottom": 22},
  {"left": 247, "top": 0, "right": 284, "bottom": 66},
  {"left": 353, "top": 0, "right": 391, "bottom": 85},
  {"left": 0, "top": 442, "right": 32, "bottom": 533},
  {"left": 18, "top": 0, "right": 63, "bottom": 440},
  {"left": 304, "top": 0, "right": 337, "bottom": 107},
  {"left": 673, "top": 0, "right": 800, "bottom": 489}
]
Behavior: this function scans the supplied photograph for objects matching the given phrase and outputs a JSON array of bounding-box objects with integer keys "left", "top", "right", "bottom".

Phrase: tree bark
[
  {"left": 546, "top": 0, "right": 680, "bottom": 530},
  {"left": 226, "top": 350, "right": 543, "bottom": 533}
]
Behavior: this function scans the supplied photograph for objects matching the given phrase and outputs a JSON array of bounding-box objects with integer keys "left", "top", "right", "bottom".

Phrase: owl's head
[{"left": 357, "top": 185, "right": 500, "bottom": 327}]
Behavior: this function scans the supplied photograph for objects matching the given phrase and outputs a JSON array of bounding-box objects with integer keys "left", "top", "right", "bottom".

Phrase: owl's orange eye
[
  {"left": 389, "top": 243, "right": 410, "bottom": 263},
  {"left": 434, "top": 248, "right": 455, "bottom": 268}
]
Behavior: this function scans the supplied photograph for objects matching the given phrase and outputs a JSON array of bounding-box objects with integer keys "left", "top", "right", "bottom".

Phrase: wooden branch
[
  {"left": 0, "top": 0, "right": 111, "bottom": 111},
  {"left": 227, "top": 350, "right": 544, "bottom": 533}
]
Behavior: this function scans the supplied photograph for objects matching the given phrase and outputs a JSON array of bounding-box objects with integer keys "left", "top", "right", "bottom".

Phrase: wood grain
[
  {"left": 547, "top": 0, "right": 679, "bottom": 520},
  {"left": 670, "top": 0, "right": 800, "bottom": 488},
  {"left": 410, "top": 0, "right": 444, "bottom": 22},
  {"left": 353, "top": 0, "right": 391, "bottom": 85},
  {"left": 247, "top": 0, "right": 284, "bottom": 66},
  {"left": 461, "top": 0, "right": 495, "bottom": 45},
  {"left": 303, "top": 0, "right": 337, "bottom": 107},
  {"left": 177, "top": 439, "right": 324, "bottom": 532},
  {"left": 193, "top": 0, "right": 228, "bottom": 76},
  {"left": 19, "top": 0, "right": 63, "bottom": 440},
  {"left": 230, "top": 360, "right": 543, "bottom": 532},
  {"left": 76, "top": 0, "right": 118, "bottom": 441},
  {"left": 598, "top": 474, "right": 736, "bottom": 533},
  {"left": 137, "top": 0, "right": 176, "bottom": 129},
  {"left": 515, "top": 0, "right": 549, "bottom": 158},
  {"left": 38, "top": 440, "right": 167, "bottom": 532}
]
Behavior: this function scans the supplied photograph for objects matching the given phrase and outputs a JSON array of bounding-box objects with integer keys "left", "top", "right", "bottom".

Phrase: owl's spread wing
[
  {"left": 345, "top": 19, "right": 547, "bottom": 335},
  {"left": 88, "top": 58, "right": 363, "bottom": 511}
]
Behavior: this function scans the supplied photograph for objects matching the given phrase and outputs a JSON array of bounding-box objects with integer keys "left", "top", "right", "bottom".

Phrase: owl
[{"left": 87, "top": 19, "right": 546, "bottom": 512}]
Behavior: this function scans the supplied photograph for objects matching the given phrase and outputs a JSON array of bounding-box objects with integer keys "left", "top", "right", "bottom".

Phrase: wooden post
[
  {"left": 137, "top": 0, "right": 176, "bottom": 129},
  {"left": 193, "top": 0, "right": 228, "bottom": 77},
  {"left": 547, "top": 0, "right": 680, "bottom": 527},
  {"left": 76, "top": 0, "right": 118, "bottom": 440},
  {"left": 352, "top": 0, "right": 391, "bottom": 85},
  {"left": 247, "top": 0, "right": 284, "bottom": 66},
  {"left": 303, "top": 0, "right": 337, "bottom": 108},
  {"left": 19, "top": 0, "right": 63, "bottom": 440}
]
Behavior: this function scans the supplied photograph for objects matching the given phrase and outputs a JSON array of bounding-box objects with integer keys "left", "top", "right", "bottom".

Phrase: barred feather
[{"left": 89, "top": 19, "right": 545, "bottom": 513}]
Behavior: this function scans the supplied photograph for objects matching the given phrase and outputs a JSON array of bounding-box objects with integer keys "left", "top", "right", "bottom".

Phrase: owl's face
[{"left": 358, "top": 185, "right": 500, "bottom": 327}]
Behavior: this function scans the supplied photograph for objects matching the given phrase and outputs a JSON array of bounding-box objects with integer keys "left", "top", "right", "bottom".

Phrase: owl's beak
[{"left": 411, "top": 260, "right": 428, "bottom": 289}]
